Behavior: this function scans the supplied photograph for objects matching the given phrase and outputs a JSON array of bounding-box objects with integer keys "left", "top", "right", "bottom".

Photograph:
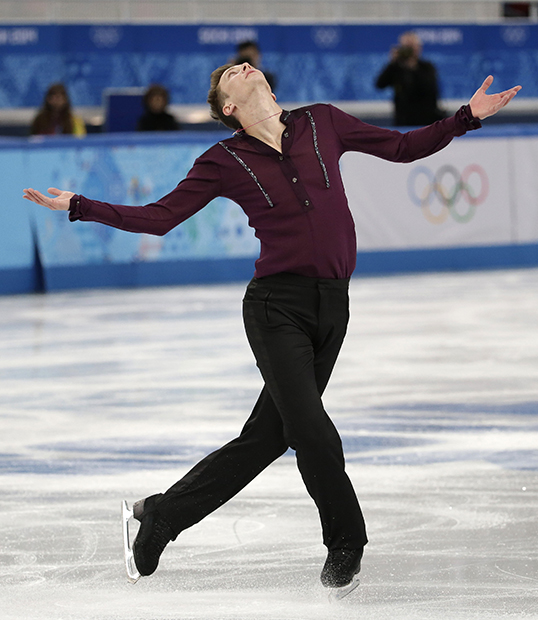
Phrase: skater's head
[{"left": 207, "top": 62, "right": 275, "bottom": 130}]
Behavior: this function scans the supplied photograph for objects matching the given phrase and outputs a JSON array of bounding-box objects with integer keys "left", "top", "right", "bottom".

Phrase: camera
[{"left": 397, "top": 46, "right": 415, "bottom": 61}]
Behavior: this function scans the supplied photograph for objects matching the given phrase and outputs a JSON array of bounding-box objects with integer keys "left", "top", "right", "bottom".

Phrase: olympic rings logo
[{"left": 407, "top": 164, "right": 489, "bottom": 224}]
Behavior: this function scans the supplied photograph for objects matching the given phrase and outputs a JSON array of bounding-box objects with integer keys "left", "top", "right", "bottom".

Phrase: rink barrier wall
[
  {"left": 35, "top": 244, "right": 538, "bottom": 293},
  {"left": 2, "top": 124, "right": 538, "bottom": 295}
]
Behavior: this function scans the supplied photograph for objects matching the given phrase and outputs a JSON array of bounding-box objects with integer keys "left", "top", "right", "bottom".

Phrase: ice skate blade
[
  {"left": 328, "top": 575, "right": 360, "bottom": 602},
  {"left": 122, "top": 500, "right": 141, "bottom": 584}
]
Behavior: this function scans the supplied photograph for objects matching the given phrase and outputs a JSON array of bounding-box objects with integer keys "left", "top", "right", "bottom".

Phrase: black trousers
[{"left": 157, "top": 273, "right": 368, "bottom": 551}]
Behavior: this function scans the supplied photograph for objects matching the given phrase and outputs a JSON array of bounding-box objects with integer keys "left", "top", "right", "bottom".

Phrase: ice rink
[{"left": 1, "top": 268, "right": 537, "bottom": 620}]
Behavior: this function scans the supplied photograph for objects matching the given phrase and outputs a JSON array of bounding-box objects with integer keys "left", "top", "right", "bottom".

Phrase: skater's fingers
[
  {"left": 23, "top": 188, "right": 50, "bottom": 206},
  {"left": 479, "top": 75, "right": 494, "bottom": 93}
]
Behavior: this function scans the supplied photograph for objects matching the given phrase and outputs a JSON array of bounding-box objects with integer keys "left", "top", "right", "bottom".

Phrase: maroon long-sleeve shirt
[{"left": 69, "top": 103, "right": 481, "bottom": 279}]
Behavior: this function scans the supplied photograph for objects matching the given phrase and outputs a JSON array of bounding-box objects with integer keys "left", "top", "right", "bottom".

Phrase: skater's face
[{"left": 219, "top": 63, "right": 272, "bottom": 117}]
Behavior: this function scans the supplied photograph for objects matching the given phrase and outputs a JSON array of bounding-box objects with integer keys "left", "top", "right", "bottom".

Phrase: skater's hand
[
  {"left": 469, "top": 76, "right": 522, "bottom": 120},
  {"left": 23, "top": 187, "right": 73, "bottom": 211}
]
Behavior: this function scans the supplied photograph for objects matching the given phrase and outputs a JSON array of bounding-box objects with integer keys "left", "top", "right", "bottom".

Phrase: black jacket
[{"left": 376, "top": 59, "right": 445, "bottom": 126}]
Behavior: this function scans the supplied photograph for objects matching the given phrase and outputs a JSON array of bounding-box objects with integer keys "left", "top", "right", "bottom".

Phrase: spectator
[
  {"left": 137, "top": 85, "right": 180, "bottom": 132},
  {"left": 234, "top": 40, "right": 277, "bottom": 92},
  {"left": 30, "top": 83, "right": 86, "bottom": 137},
  {"left": 375, "top": 31, "right": 445, "bottom": 126}
]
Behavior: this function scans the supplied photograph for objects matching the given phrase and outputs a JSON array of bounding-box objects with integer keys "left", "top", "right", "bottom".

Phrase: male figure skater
[{"left": 23, "top": 64, "right": 520, "bottom": 595}]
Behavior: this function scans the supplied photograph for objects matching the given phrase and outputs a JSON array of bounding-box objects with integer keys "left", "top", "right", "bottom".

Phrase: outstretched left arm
[{"left": 469, "top": 75, "right": 522, "bottom": 120}]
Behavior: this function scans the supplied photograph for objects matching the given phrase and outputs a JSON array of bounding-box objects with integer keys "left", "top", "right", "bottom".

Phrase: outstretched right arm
[{"left": 23, "top": 157, "right": 222, "bottom": 237}]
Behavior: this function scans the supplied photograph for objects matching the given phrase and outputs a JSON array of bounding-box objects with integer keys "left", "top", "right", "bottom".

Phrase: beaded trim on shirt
[
  {"left": 218, "top": 142, "right": 274, "bottom": 207},
  {"left": 305, "top": 110, "right": 330, "bottom": 189}
]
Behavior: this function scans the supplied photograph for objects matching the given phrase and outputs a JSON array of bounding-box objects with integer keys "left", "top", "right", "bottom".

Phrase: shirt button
[
  {"left": 292, "top": 177, "right": 297, "bottom": 183},
  {"left": 304, "top": 200, "right": 310, "bottom": 206},
  {"left": 279, "top": 155, "right": 284, "bottom": 161},
  {"left": 284, "top": 132, "right": 289, "bottom": 138}
]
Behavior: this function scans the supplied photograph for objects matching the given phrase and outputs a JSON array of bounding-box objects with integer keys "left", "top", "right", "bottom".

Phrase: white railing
[{"left": 0, "top": 1, "right": 521, "bottom": 25}]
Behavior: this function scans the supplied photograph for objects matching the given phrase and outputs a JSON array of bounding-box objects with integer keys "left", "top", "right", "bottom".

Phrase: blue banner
[
  {"left": 0, "top": 23, "right": 535, "bottom": 108},
  {"left": 0, "top": 149, "right": 33, "bottom": 268}
]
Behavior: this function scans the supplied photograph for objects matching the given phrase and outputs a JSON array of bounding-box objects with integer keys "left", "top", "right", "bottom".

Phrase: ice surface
[{"left": 0, "top": 269, "right": 537, "bottom": 619}]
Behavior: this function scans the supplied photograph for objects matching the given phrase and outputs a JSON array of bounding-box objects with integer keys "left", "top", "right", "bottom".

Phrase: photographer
[
  {"left": 375, "top": 31, "right": 445, "bottom": 126},
  {"left": 233, "top": 40, "right": 277, "bottom": 92}
]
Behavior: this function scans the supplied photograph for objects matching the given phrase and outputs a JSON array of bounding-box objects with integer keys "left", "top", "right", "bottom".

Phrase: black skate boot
[
  {"left": 320, "top": 547, "right": 363, "bottom": 592},
  {"left": 132, "top": 494, "right": 175, "bottom": 577}
]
